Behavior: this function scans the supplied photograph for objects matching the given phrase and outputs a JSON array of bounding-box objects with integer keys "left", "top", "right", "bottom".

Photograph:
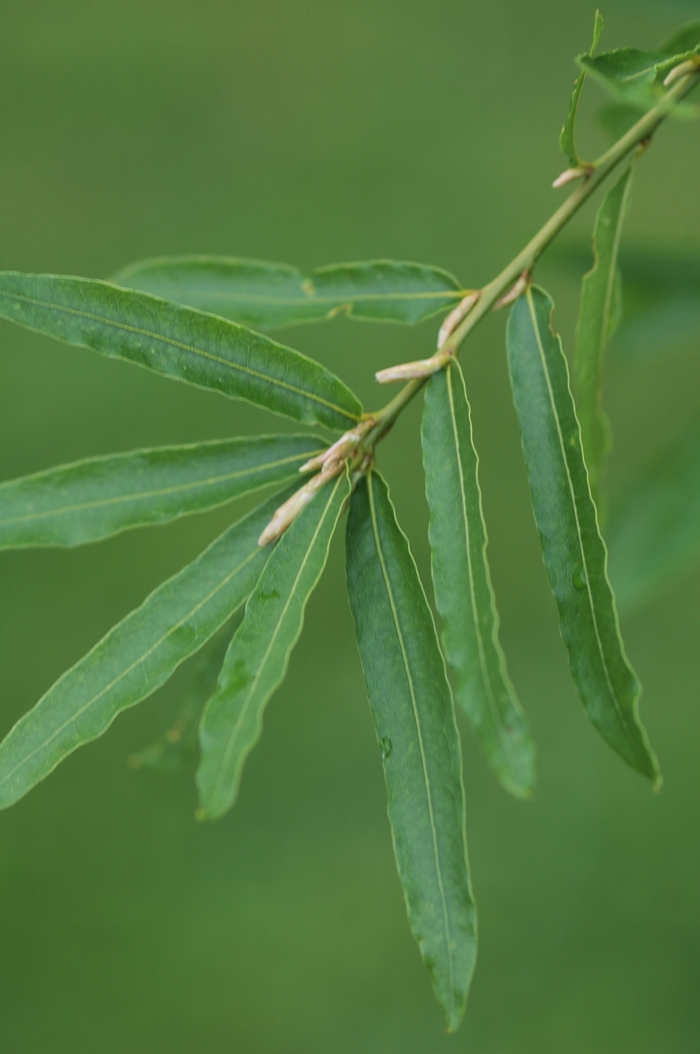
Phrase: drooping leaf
[
  {"left": 111, "top": 256, "right": 464, "bottom": 329},
  {"left": 128, "top": 627, "right": 232, "bottom": 773},
  {"left": 346, "top": 470, "right": 476, "bottom": 1032},
  {"left": 0, "top": 272, "right": 363, "bottom": 431},
  {"left": 506, "top": 286, "right": 659, "bottom": 785},
  {"left": 0, "top": 486, "right": 294, "bottom": 810},
  {"left": 574, "top": 165, "right": 634, "bottom": 501},
  {"left": 0, "top": 434, "right": 324, "bottom": 550},
  {"left": 560, "top": 9, "right": 604, "bottom": 167},
  {"left": 607, "top": 425, "right": 700, "bottom": 613},
  {"left": 421, "top": 362, "right": 535, "bottom": 798},
  {"left": 197, "top": 470, "right": 349, "bottom": 821}
]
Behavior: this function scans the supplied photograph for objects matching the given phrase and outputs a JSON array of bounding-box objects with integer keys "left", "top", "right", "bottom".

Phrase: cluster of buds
[{"left": 258, "top": 419, "right": 375, "bottom": 546}]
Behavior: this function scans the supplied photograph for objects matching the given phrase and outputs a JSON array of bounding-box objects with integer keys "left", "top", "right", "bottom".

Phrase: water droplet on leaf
[
  {"left": 380, "top": 737, "right": 392, "bottom": 759},
  {"left": 572, "top": 568, "right": 588, "bottom": 590}
]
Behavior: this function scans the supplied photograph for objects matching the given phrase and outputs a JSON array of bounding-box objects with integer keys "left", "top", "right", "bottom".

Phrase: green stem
[{"left": 361, "top": 68, "right": 700, "bottom": 452}]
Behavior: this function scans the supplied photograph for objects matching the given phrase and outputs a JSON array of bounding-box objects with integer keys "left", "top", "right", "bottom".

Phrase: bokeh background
[{"left": 1, "top": 1, "right": 699, "bottom": 1050}]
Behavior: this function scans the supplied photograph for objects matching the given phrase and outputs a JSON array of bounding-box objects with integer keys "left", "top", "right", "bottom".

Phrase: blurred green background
[{"left": 1, "top": 1, "right": 699, "bottom": 1050}]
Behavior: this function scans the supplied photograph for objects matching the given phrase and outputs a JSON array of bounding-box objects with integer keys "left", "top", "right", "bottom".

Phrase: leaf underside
[
  {"left": 111, "top": 256, "right": 465, "bottom": 330},
  {"left": 574, "top": 165, "right": 634, "bottom": 502},
  {"left": 0, "top": 434, "right": 324, "bottom": 550},
  {"left": 507, "top": 286, "right": 659, "bottom": 785},
  {"left": 197, "top": 470, "right": 349, "bottom": 821},
  {"left": 0, "top": 272, "right": 362, "bottom": 431},
  {"left": 0, "top": 486, "right": 296, "bottom": 810},
  {"left": 346, "top": 470, "right": 476, "bottom": 1032},
  {"left": 422, "top": 362, "right": 535, "bottom": 798}
]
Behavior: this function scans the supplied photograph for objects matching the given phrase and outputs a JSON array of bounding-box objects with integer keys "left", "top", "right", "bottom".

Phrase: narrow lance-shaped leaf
[
  {"left": 507, "top": 286, "right": 659, "bottom": 785},
  {"left": 0, "top": 485, "right": 297, "bottom": 810},
  {"left": 0, "top": 434, "right": 324, "bottom": 550},
  {"left": 346, "top": 470, "right": 476, "bottom": 1032},
  {"left": 111, "top": 257, "right": 465, "bottom": 330},
  {"left": 422, "top": 362, "right": 535, "bottom": 798},
  {"left": 607, "top": 426, "right": 700, "bottom": 613},
  {"left": 574, "top": 165, "right": 634, "bottom": 502},
  {"left": 197, "top": 470, "right": 349, "bottom": 821},
  {"left": 560, "top": 9, "right": 604, "bottom": 167},
  {"left": 0, "top": 273, "right": 363, "bottom": 431}
]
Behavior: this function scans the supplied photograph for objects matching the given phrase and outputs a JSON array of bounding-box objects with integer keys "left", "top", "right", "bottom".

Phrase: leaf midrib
[
  {"left": 0, "top": 287, "right": 360, "bottom": 424},
  {"left": 367, "top": 471, "right": 455, "bottom": 1018}
]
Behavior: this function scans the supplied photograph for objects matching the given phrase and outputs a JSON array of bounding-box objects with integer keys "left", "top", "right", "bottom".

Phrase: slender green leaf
[
  {"left": 346, "top": 470, "right": 476, "bottom": 1032},
  {"left": 0, "top": 272, "right": 362, "bottom": 431},
  {"left": 574, "top": 165, "right": 633, "bottom": 500},
  {"left": 607, "top": 426, "right": 700, "bottom": 612},
  {"left": 197, "top": 470, "right": 349, "bottom": 821},
  {"left": 111, "top": 256, "right": 464, "bottom": 329},
  {"left": 421, "top": 362, "right": 535, "bottom": 798},
  {"left": 0, "top": 486, "right": 294, "bottom": 810},
  {"left": 0, "top": 434, "right": 324, "bottom": 550},
  {"left": 507, "top": 286, "right": 659, "bottom": 785},
  {"left": 560, "top": 10, "right": 604, "bottom": 166}
]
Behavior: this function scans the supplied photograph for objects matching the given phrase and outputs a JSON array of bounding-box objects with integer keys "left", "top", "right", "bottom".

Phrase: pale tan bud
[
  {"left": 258, "top": 460, "right": 345, "bottom": 546},
  {"left": 494, "top": 271, "right": 530, "bottom": 310},
  {"left": 552, "top": 166, "right": 592, "bottom": 188},
  {"left": 299, "top": 420, "right": 374, "bottom": 473},
  {"left": 663, "top": 58, "right": 700, "bottom": 87},
  {"left": 375, "top": 353, "right": 450, "bottom": 384},
  {"left": 437, "top": 290, "right": 480, "bottom": 349}
]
